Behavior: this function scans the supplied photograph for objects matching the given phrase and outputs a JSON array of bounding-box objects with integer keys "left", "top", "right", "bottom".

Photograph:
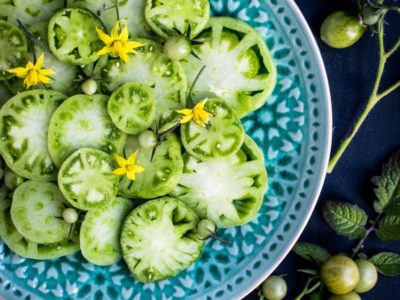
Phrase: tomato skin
[
  {"left": 320, "top": 11, "right": 365, "bottom": 48},
  {"left": 261, "top": 276, "right": 287, "bottom": 300},
  {"left": 320, "top": 255, "right": 360, "bottom": 295},
  {"left": 328, "top": 291, "right": 361, "bottom": 300},
  {"left": 163, "top": 36, "right": 192, "bottom": 60},
  {"left": 354, "top": 259, "right": 378, "bottom": 293},
  {"left": 63, "top": 208, "right": 78, "bottom": 224}
]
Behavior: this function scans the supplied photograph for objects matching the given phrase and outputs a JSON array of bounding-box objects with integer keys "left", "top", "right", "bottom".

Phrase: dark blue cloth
[{"left": 246, "top": 0, "right": 400, "bottom": 299}]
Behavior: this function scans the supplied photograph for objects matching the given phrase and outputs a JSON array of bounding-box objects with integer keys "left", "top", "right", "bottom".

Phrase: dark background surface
[{"left": 246, "top": 0, "right": 400, "bottom": 299}]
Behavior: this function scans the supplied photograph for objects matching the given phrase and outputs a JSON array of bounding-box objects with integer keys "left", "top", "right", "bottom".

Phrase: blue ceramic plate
[{"left": 0, "top": 0, "right": 331, "bottom": 299}]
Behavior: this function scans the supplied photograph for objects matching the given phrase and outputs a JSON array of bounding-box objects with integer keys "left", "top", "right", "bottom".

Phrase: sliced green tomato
[
  {"left": 118, "top": 134, "right": 183, "bottom": 199},
  {"left": 182, "top": 17, "right": 277, "bottom": 118},
  {"left": 0, "top": 197, "right": 79, "bottom": 260},
  {"left": 11, "top": 181, "right": 69, "bottom": 244},
  {"left": 0, "top": 89, "right": 66, "bottom": 180},
  {"left": 181, "top": 99, "right": 245, "bottom": 161},
  {"left": 28, "top": 22, "right": 80, "bottom": 96},
  {"left": 80, "top": 197, "right": 133, "bottom": 266},
  {"left": 171, "top": 135, "right": 268, "bottom": 227},
  {"left": 0, "top": 0, "right": 63, "bottom": 25},
  {"left": 0, "top": 20, "right": 27, "bottom": 80},
  {"left": 68, "top": 0, "right": 155, "bottom": 39},
  {"left": 102, "top": 39, "right": 187, "bottom": 132},
  {"left": 145, "top": 0, "right": 210, "bottom": 39},
  {"left": 121, "top": 197, "right": 204, "bottom": 282},
  {"left": 48, "top": 8, "right": 105, "bottom": 65},
  {"left": 48, "top": 94, "right": 126, "bottom": 167},
  {"left": 108, "top": 83, "right": 156, "bottom": 135},
  {"left": 58, "top": 148, "right": 119, "bottom": 211}
]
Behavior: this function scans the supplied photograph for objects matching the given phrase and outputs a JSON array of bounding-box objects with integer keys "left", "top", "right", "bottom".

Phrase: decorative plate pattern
[{"left": 0, "top": 0, "right": 331, "bottom": 299}]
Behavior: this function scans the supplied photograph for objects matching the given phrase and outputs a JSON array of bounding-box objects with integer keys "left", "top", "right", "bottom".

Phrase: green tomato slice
[
  {"left": 48, "top": 94, "right": 126, "bottom": 167},
  {"left": 121, "top": 197, "right": 204, "bottom": 282},
  {"left": 80, "top": 197, "right": 133, "bottom": 266},
  {"left": 102, "top": 39, "right": 187, "bottom": 132},
  {"left": 58, "top": 148, "right": 120, "bottom": 210},
  {"left": 0, "top": 20, "right": 28, "bottom": 80},
  {"left": 182, "top": 17, "right": 277, "bottom": 118},
  {"left": 0, "top": 0, "right": 63, "bottom": 25},
  {"left": 181, "top": 98, "right": 245, "bottom": 161},
  {"left": 118, "top": 134, "right": 183, "bottom": 199},
  {"left": 11, "top": 181, "right": 69, "bottom": 244},
  {"left": 145, "top": 0, "right": 210, "bottom": 39},
  {"left": 48, "top": 8, "right": 105, "bottom": 65},
  {"left": 0, "top": 89, "right": 66, "bottom": 180},
  {"left": 171, "top": 135, "right": 268, "bottom": 227},
  {"left": 0, "top": 196, "right": 79, "bottom": 260},
  {"left": 68, "top": 0, "right": 155, "bottom": 39},
  {"left": 108, "top": 82, "right": 156, "bottom": 135}
]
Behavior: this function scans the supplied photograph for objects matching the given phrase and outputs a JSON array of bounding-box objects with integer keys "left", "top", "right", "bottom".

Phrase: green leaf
[
  {"left": 372, "top": 151, "right": 400, "bottom": 216},
  {"left": 376, "top": 215, "right": 400, "bottom": 241},
  {"left": 370, "top": 252, "right": 400, "bottom": 276},
  {"left": 292, "top": 242, "right": 331, "bottom": 265},
  {"left": 322, "top": 201, "right": 368, "bottom": 240}
]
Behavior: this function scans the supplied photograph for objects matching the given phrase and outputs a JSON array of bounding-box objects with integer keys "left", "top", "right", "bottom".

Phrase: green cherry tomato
[
  {"left": 163, "top": 36, "right": 192, "bottom": 60},
  {"left": 81, "top": 79, "right": 98, "bottom": 95},
  {"left": 354, "top": 259, "right": 378, "bottom": 293},
  {"left": 138, "top": 130, "right": 158, "bottom": 149},
  {"left": 63, "top": 208, "right": 79, "bottom": 224},
  {"left": 261, "top": 276, "right": 287, "bottom": 300},
  {"left": 328, "top": 292, "right": 361, "bottom": 300},
  {"left": 197, "top": 219, "right": 216, "bottom": 239},
  {"left": 4, "top": 170, "right": 25, "bottom": 190},
  {"left": 320, "top": 11, "right": 365, "bottom": 48},
  {"left": 320, "top": 255, "right": 360, "bottom": 295}
]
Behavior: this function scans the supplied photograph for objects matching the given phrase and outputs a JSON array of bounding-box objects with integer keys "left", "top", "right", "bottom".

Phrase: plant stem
[
  {"left": 115, "top": 0, "right": 120, "bottom": 21},
  {"left": 294, "top": 277, "right": 320, "bottom": 300},
  {"left": 327, "top": 19, "right": 400, "bottom": 173},
  {"left": 351, "top": 212, "right": 383, "bottom": 258}
]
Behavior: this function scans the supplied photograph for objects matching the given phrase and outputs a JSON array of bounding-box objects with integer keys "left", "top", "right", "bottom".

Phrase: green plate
[{"left": 0, "top": 0, "right": 331, "bottom": 299}]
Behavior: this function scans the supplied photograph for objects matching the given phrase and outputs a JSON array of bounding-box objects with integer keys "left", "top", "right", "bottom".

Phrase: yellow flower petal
[
  {"left": 125, "top": 41, "right": 144, "bottom": 53},
  {"left": 97, "top": 45, "right": 113, "bottom": 56},
  {"left": 180, "top": 114, "right": 193, "bottom": 124},
  {"left": 111, "top": 21, "right": 120, "bottom": 39},
  {"left": 35, "top": 53, "right": 45, "bottom": 69},
  {"left": 126, "top": 170, "right": 137, "bottom": 181},
  {"left": 119, "top": 51, "right": 129, "bottom": 63},
  {"left": 96, "top": 27, "right": 113, "bottom": 45},
  {"left": 132, "top": 165, "right": 145, "bottom": 173},
  {"left": 114, "top": 153, "right": 128, "bottom": 167},
  {"left": 40, "top": 69, "right": 55, "bottom": 76},
  {"left": 7, "top": 67, "right": 29, "bottom": 77},
  {"left": 113, "top": 168, "right": 127, "bottom": 176},
  {"left": 38, "top": 73, "right": 52, "bottom": 84},
  {"left": 176, "top": 108, "right": 193, "bottom": 116},
  {"left": 127, "top": 150, "right": 138, "bottom": 165},
  {"left": 119, "top": 25, "right": 129, "bottom": 42}
]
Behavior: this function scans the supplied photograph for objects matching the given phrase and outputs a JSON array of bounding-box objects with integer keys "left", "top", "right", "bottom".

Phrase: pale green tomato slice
[
  {"left": 121, "top": 197, "right": 204, "bottom": 282},
  {"left": 80, "top": 197, "right": 133, "bottom": 266},
  {"left": 28, "top": 22, "right": 80, "bottom": 96},
  {"left": 11, "top": 181, "right": 69, "bottom": 244},
  {"left": 118, "top": 134, "right": 183, "bottom": 199},
  {"left": 48, "top": 94, "right": 126, "bottom": 167},
  {"left": 145, "top": 0, "right": 210, "bottom": 39},
  {"left": 0, "top": 89, "right": 66, "bottom": 180},
  {"left": 58, "top": 148, "right": 120, "bottom": 211},
  {"left": 0, "top": 0, "right": 63, "bottom": 25},
  {"left": 181, "top": 98, "right": 245, "bottom": 161},
  {"left": 108, "top": 82, "right": 156, "bottom": 134},
  {"left": 182, "top": 17, "right": 277, "bottom": 118},
  {"left": 0, "top": 20, "right": 27, "bottom": 80},
  {"left": 171, "top": 135, "right": 268, "bottom": 227},
  {"left": 0, "top": 196, "right": 79, "bottom": 260},
  {"left": 48, "top": 8, "right": 105, "bottom": 65},
  {"left": 68, "top": 0, "right": 155, "bottom": 39},
  {"left": 102, "top": 39, "right": 187, "bottom": 132}
]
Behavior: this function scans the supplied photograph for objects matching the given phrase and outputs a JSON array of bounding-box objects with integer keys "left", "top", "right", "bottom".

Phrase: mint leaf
[
  {"left": 370, "top": 252, "right": 400, "bottom": 276},
  {"left": 293, "top": 242, "right": 330, "bottom": 265},
  {"left": 322, "top": 201, "right": 368, "bottom": 240},
  {"left": 372, "top": 151, "right": 400, "bottom": 216},
  {"left": 376, "top": 215, "right": 400, "bottom": 241}
]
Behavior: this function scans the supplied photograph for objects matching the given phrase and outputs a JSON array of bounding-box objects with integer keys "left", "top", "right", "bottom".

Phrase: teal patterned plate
[{"left": 0, "top": 0, "right": 332, "bottom": 299}]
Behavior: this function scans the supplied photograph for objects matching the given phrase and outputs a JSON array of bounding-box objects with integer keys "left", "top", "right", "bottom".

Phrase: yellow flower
[
  {"left": 176, "top": 99, "right": 212, "bottom": 127},
  {"left": 96, "top": 21, "right": 144, "bottom": 63},
  {"left": 8, "top": 53, "right": 55, "bottom": 89},
  {"left": 113, "top": 151, "right": 145, "bottom": 181}
]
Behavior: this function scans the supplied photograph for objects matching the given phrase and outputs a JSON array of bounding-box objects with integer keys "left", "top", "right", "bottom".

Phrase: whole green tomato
[
  {"left": 261, "top": 276, "right": 287, "bottom": 300},
  {"left": 328, "top": 291, "right": 361, "bottom": 300},
  {"left": 320, "top": 11, "right": 365, "bottom": 48},
  {"left": 320, "top": 255, "right": 360, "bottom": 295},
  {"left": 354, "top": 259, "right": 378, "bottom": 293},
  {"left": 163, "top": 36, "right": 192, "bottom": 60}
]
